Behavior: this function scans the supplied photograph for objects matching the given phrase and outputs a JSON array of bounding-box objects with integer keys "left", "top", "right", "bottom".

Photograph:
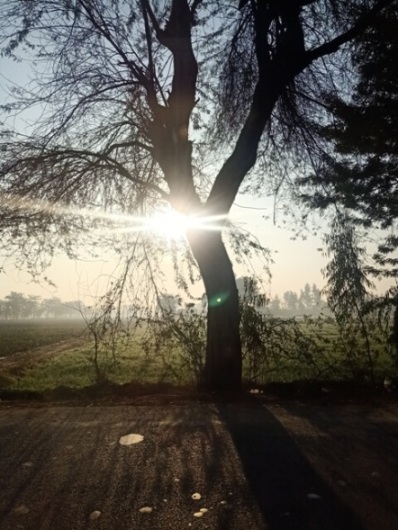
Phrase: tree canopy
[
  {"left": 1, "top": 0, "right": 396, "bottom": 391},
  {"left": 299, "top": 4, "right": 398, "bottom": 279}
]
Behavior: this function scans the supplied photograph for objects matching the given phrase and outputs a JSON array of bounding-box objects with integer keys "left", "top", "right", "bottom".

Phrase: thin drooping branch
[{"left": 4, "top": 147, "right": 169, "bottom": 201}]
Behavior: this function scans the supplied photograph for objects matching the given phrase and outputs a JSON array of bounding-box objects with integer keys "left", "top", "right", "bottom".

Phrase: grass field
[
  {"left": 0, "top": 319, "right": 193, "bottom": 391},
  {"left": 0, "top": 317, "right": 397, "bottom": 393},
  {"left": 0, "top": 319, "right": 88, "bottom": 357}
]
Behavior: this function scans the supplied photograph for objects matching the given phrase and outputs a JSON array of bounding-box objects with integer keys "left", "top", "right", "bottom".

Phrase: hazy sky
[
  {"left": 0, "top": 193, "right": 344, "bottom": 303},
  {"left": 0, "top": 197, "right": 392, "bottom": 303},
  {"left": 0, "top": 52, "right": 394, "bottom": 304}
]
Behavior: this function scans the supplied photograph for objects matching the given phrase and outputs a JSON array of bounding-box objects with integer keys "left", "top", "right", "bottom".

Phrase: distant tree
[
  {"left": 63, "top": 300, "right": 86, "bottom": 319},
  {"left": 4, "top": 292, "right": 26, "bottom": 319},
  {"left": 0, "top": 300, "right": 5, "bottom": 319},
  {"left": 159, "top": 293, "right": 180, "bottom": 314},
  {"left": 311, "top": 284, "right": 324, "bottom": 309},
  {"left": 283, "top": 291, "right": 299, "bottom": 314},
  {"left": 236, "top": 276, "right": 266, "bottom": 307},
  {"left": 22, "top": 295, "right": 42, "bottom": 319},
  {"left": 299, "top": 283, "right": 313, "bottom": 312},
  {"left": 0, "top": 0, "right": 395, "bottom": 391},
  {"left": 269, "top": 295, "right": 282, "bottom": 315},
  {"left": 41, "top": 297, "right": 67, "bottom": 319}
]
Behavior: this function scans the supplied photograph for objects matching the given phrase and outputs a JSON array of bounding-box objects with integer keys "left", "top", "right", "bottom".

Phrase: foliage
[
  {"left": 299, "top": 4, "right": 398, "bottom": 278},
  {"left": 323, "top": 213, "right": 378, "bottom": 381},
  {"left": 143, "top": 301, "right": 207, "bottom": 384},
  {"left": 323, "top": 214, "right": 373, "bottom": 323},
  {"left": 2, "top": 307, "right": 396, "bottom": 393}
]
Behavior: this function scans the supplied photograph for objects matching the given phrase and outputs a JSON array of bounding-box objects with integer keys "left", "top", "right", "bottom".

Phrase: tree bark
[{"left": 187, "top": 228, "right": 242, "bottom": 393}]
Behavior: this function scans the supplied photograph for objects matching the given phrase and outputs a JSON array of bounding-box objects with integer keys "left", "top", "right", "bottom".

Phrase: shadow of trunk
[{"left": 218, "top": 402, "right": 364, "bottom": 530}]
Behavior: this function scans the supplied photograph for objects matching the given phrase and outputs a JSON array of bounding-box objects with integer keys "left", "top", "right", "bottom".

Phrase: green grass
[
  {"left": 1, "top": 316, "right": 397, "bottom": 393},
  {"left": 0, "top": 319, "right": 87, "bottom": 357},
  {"left": 0, "top": 334, "right": 194, "bottom": 392}
]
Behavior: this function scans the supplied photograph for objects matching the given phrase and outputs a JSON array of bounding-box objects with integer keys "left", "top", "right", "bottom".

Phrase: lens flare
[{"left": 0, "top": 193, "right": 227, "bottom": 240}]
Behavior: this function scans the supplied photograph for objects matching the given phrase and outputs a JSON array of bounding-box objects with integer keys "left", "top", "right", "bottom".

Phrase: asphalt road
[{"left": 1, "top": 400, "right": 398, "bottom": 530}]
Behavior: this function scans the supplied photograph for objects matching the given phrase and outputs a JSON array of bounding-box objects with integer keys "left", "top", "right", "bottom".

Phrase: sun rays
[{"left": 0, "top": 193, "right": 227, "bottom": 240}]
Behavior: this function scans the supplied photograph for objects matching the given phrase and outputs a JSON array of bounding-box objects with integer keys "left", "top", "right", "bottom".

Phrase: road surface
[{"left": 1, "top": 399, "right": 398, "bottom": 529}]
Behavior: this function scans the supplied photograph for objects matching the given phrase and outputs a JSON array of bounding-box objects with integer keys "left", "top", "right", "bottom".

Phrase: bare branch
[{"left": 304, "top": 0, "right": 397, "bottom": 70}]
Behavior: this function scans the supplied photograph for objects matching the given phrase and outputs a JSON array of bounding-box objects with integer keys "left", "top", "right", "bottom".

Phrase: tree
[
  {"left": 0, "top": 0, "right": 395, "bottom": 392},
  {"left": 299, "top": 5, "right": 398, "bottom": 278},
  {"left": 323, "top": 213, "right": 376, "bottom": 380},
  {"left": 283, "top": 291, "right": 299, "bottom": 314},
  {"left": 20, "top": 295, "right": 40, "bottom": 318},
  {"left": 159, "top": 293, "right": 180, "bottom": 314},
  {"left": 4, "top": 292, "right": 27, "bottom": 319},
  {"left": 299, "top": 283, "right": 313, "bottom": 312},
  {"left": 269, "top": 295, "right": 282, "bottom": 315}
]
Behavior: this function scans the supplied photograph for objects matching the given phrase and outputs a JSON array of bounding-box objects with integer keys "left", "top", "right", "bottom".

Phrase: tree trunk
[{"left": 187, "top": 229, "right": 242, "bottom": 393}]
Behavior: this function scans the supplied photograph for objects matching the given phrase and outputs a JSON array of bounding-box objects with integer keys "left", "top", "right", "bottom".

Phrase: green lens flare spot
[{"left": 208, "top": 291, "right": 230, "bottom": 307}]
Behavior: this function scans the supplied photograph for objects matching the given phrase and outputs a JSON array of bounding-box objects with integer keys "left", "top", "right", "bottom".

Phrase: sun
[
  {"left": 144, "top": 210, "right": 204, "bottom": 239},
  {"left": 141, "top": 208, "right": 228, "bottom": 240},
  {"left": 144, "top": 210, "right": 188, "bottom": 239}
]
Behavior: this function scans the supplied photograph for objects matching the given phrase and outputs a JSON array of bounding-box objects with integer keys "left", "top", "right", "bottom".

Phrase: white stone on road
[
  {"left": 119, "top": 433, "right": 144, "bottom": 445},
  {"left": 139, "top": 506, "right": 153, "bottom": 513},
  {"left": 307, "top": 493, "right": 322, "bottom": 500},
  {"left": 191, "top": 493, "right": 201, "bottom": 500}
]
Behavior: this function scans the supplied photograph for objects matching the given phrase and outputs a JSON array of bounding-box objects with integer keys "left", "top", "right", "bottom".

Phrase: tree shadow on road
[{"left": 218, "top": 402, "right": 364, "bottom": 530}]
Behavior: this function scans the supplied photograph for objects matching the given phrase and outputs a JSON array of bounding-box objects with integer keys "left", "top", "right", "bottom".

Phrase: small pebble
[
  {"left": 139, "top": 506, "right": 153, "bottom": 514},
  {"left": 193, "top": 512, "right": 204, "bottom": 518},
  {"left": 89, "top": 511, "right": 101, "bottom": 520},
  {"left": 200, "top": 508, "right": 208, "bottom": 513},
  {"left": 307, "top": 493, "right": 322, "bottom": 500},
  {"left": 191, "top": 493, "right": 201, "bottom": 500},
  {"left": 119, "top": 433, "right": 144, "bottom": 445}
]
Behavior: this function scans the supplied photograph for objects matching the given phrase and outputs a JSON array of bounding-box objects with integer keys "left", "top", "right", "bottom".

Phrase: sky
[
  {"left": 0, "top": 197, "right": 392, "bottom": 304},
  {"left": 0, "top": 197, "right": 329, "bottom": 303},
  {"left": 3, "top": 191, "right": 392, "bottom": 304},
  {"left": 0, "top": 37, "right": 394, "bottom": 305},
  {"left": 0, "top": 52, "right": 333, "bottom": 304}
]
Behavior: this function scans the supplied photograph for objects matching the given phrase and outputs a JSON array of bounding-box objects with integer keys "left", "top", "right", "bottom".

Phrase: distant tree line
[
  {"left": 0, "top": 292, "right": 84, "bottom": 320},
  {"left": 158, "top": 280, "right": 330, "bottom": 319},
  {"left": 267, "top": 283, "right": 330, "bottom": 318}
]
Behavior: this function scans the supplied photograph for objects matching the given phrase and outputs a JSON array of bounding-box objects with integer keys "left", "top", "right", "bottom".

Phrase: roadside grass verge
[
  {"left": 0, "top": 316, "right": 397, "bottom": 394},
  {"left": 0, "top": 338, "right": 195, "bottom": 392}
]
